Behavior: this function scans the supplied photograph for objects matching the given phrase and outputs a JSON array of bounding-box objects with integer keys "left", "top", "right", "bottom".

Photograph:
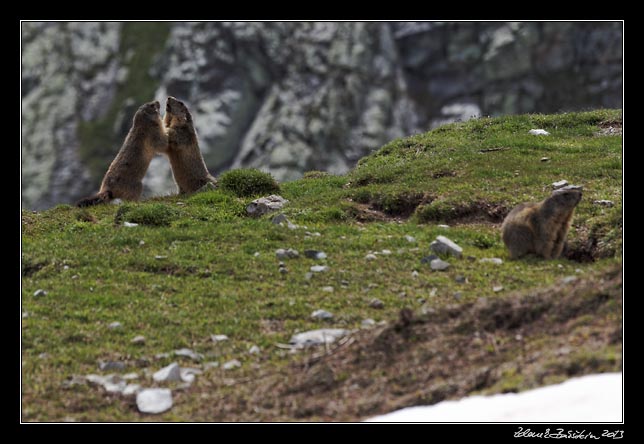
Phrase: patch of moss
[
  {"left": 218, "top": 168, "right": 281, "bottom": 198},
  {"left": 114, "top": 203, "right": 179, "bottom": 226}
]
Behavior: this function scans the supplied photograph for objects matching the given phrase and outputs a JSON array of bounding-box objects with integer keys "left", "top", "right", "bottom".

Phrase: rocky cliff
[{"left": 21, "top": 21, "right": 622, "bottom": 210}]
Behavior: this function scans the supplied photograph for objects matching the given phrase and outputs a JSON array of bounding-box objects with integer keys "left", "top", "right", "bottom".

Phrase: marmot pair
[{"left": 76, "top": 97, "right": 216, "bottom": 207}]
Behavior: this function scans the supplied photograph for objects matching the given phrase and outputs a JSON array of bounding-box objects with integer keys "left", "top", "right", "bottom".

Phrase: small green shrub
[
  {"left": 219, "top": 169, "right": 280, "bottom": 198},
  {"left": 471, "top": 233, "right": 497, "bottom": 249},
  {"left": 114, "top": 203, "right": 179, "bottom": 226}
]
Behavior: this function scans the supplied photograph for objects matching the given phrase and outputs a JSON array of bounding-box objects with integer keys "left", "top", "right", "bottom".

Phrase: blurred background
[{"left": 21, "top": 21, "right": 622, "bottom": 210}]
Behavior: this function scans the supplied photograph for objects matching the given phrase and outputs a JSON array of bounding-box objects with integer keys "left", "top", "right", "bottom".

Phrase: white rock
[
  {"left": 322, "top": 286, "right": 334, "bottom": 293},
  {"left": 311, "top": 309, "right": 334, "bottom": 320},
  {"left": 529, "top": 129, "right": 550, "bottom": 136},
  {"left": 137, "top": 388, "right": 173, "bottom": 414},
  {"left": 179, "top": 367, "right": 203, "bottom": 383},
  {"left": 33, "top": 289, "right": 47, "bottom": 297},
  {"left": 131, "top": 335, "right": 146, "bottom": 344},
  {"left": 430, "top": 235, "right": 463, "bottom": 258},
  {"left": 411, "top": 270, "right": 419, "bottom": 278},
  {"left": 365, "top": 254, "right": 377, "bottom": 261},
  {"left": 276, "top": 248, "right": 299, "bottom": 259},
  {"left": 122, "top": 384, "right": 142, "bottom": 396},
  {"left": 154, "top": 255, "right": 168, "bottom": 260},
  {"left": 381, "top": 249, "right": 392, "bottom": 255},
  {"left": 289, "top": 328, "right": 350, "bottom": 348},
  {"left": 479, "top": 258, "right": 503, "bottom": 265},
  {"left": 174, "top": 348, "right": 203, "bottom": 362},
  {"left": 430, "top": 259, "right": 451, "bottom": 271},
  {"left": 153, "top": 362, "right": 182, "bottom": 382},
  {"left": 593, "top": 200, "right": 614, "bottom": 207},
  {"left": 247, "top": 195, "right": 289, "bottom": 217},
  {"left": 253, "top": 252, "right": 261, "bottom": 257},
  {"left": 438, "top": 224, "right": 450, "bottom": 229},
  {"left": 493, "top": 286, "right": 504, "bottom": 292},
  {"left": 22, "top": 311, "right": 29, "bottom": 319},
  {"left": 405, "top": 235, "right": 416, "bottom": 243},
  {"left": 108, "top": 321, "right": 122, "bottom": 329},
  {"left": 249, "top": 345, "right": 261, "bottom": 355},
  {"left": 211, "top": 334, "right": 229, "bottom": 342},
  {"left": 123, "top": 372, "right": 139, "bottom": 380},
  {"left": 310, "top": 265, "right": 329, "bottom": 273},
  {"left": 552, "top": 180, "right": 569, "bottom": 189},
  {"left": 361, "top": 319, "right": 376, "bottom": 328},
  {"left": 222, "top": 359, "right": 241, "bottom": 370},
  {"left": 123, "top": 222, "right": 139, "bottom": 227},
  {"left": 204, "top": 361, "right": 219, "bottom": 370},
  {"left": 139, "top": 240, "right": 145, "bottom": 246}
]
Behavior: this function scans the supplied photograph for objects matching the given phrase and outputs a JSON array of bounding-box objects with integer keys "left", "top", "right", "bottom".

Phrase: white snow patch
[{"left": 366, "top": 373, "right": 622, "bottom": 422}]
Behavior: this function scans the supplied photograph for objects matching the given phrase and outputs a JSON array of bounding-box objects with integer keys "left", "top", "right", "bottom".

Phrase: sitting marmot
[
  {"left": 501, "top": 186, "right": 582, "bottom": 259},
  {"left": 76, "top": 100, "right": 167, "bottom": 207},
  {"left": 164, "top": 96, "right": 217, "bottom": 194}
]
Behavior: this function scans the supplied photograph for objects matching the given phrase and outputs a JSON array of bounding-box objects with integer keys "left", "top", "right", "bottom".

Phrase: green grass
[{"left": 21, "top": 109, "right": 622, "bottom": 421}]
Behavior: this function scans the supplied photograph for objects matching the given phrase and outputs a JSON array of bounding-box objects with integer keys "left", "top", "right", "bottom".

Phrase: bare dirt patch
[{"left": 597, "top": 118, "right": 622, "bottom": 136}]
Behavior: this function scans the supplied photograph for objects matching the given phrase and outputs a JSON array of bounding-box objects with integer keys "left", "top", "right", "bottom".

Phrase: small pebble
[
  {"left": 310, "top": 265, "right": 329, "bottom": 273},
  {"left": 108, "top": 322, "right": 122, "bottom": 330},
  {"left": 139, "top": 240, "right": 145, "bottom": 246},
  {"left": 430, "top": 259, "right": 450, "bottom": 271},
  {"left": 454, "top": 292, "right": 462, "bottom": 300},
  {"left": 562, "top": 276, "right": 578, "bottom": 284},
  {"left": 253, "top": 252, "right": 260, "bottom": 257},
  {"left": 361, "top": 319, "right": 376, "bottom": 328},
  {"left": 429, "top": 288, "right": 437, "bottom": 297},
  {"left": 437, "top": 224, "right": 450, "bottom": 229},
  {"left": 222, "top": 359, "right": 241, "bottom": 370},
  {"left": 154, "top": 256, "right": 167, "bottom": 260},
  {"left": 22, "top": 311, "right": 29, "bottom": 319},
  {"left": 123, "top": 222, "right": 139, "bottom": 227},
  {"left": 211, "top": 334, "right": 229, "bottom": 342},
  {"left": 365, "top": 254, "right": 377, "bottom": 261},
  {"left": 421, "top": 255, "right": 439, "bottom": 264},
  {"left": 33, "top": 289, "right": 47, "bottom": 298},
  {"left": 593, "top": 200, "right": 614, "bottom": 207},
  {"left": 411, "top": 270, "right": 419, "bottom": 278},
  {"left": 341, "top": 280, "right": 350, "bottom": 287},
  {"left": 369, "top": 298, "right": 384, "bottom": 309},
  {"left": 455, "top": 275, "right": 467, "bottom": 283},
  {"left": 131, "top": 335, "right": 146, "bottom": 345},
  {"left": 311, "top": 309, "right": 334, "bottom": 320},
  {"left": 381, "top": 249, "right": 392, "bottom": 255},
  {"left": 479, "top": 258, "right": 503, "bottom": 265},
  {"left": 249, "top": 345, "right": 261, "bottom": 355},
  {"left": 405, "top": 235, "right": 416, "bottom": 243},
  {"left": 493, "top": 285, "right": 504, "bottom": 293},
  {"left": 540, "top": 157, "right": 550, "bottom": 162},
  {"left": 529, "top": 129, "right": 550, "bottom": 136},
  {"left": 136, "top": 388, "right": 173, "bottom": 414},
  {"left": 322, "top": 286, "right": 334, "bottom": 293}
]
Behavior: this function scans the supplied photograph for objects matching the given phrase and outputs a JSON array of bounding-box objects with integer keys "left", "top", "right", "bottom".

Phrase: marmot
[
  {"left": 164, "top": 96, "right": 217, "bottom": 194},
  {"left": 76, "top": 100, "right": 167, "bottom": 207},
  {"left": 501, "top": 186, "right": 583, "bottom": 260}
]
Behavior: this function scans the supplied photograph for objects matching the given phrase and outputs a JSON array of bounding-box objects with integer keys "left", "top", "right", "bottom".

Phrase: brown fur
[
  {"left": 76, "top": 101, "right": 167, "bottom": 207},
  {"left": 164, "top": 96, "right": 217, "bottom": 194},
  {"left": 501, "top": 188, "right": 582, "bottom": 260}
]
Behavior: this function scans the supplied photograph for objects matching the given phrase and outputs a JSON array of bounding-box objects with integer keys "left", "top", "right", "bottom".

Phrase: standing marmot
[
  {"left": 165, "top": 96, "right": 217, "bottom": 194},
  {"left": 501, "top": 186, "right": 583, "bottom": 259},
  {"left": 76, "top": 100, "right": 168, "bottom": 207}
]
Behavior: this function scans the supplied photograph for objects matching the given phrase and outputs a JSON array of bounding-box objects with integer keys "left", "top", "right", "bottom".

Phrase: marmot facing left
[
  {"left": 165, "top": 96, "right": 217, "bottom": 194},
  {"left": 501, "top": 187, "right": 582, "bottom": 260},
  {"left": 76, "top": 100, "right": 167, "bottom": 207}
]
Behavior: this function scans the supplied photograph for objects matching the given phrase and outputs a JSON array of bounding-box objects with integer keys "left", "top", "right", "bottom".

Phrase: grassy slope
[{"left": 21, "top": 110, "right": 622, "bottom": 421}]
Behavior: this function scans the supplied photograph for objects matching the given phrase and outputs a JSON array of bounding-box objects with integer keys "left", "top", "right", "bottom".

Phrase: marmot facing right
[
  {"left": 76, "top": 100, "right": 167, "bottom": 207},
  {"left": 165, "top": 96, "right": 217, "bottom": 194},
  {"left": 501, "top": 186, "right": 582, "bottom": 260}
]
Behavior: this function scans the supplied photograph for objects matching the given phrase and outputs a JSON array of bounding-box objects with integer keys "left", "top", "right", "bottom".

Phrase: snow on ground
[{"left": 366, "top": 373, "right": 622, "bottom": 422}]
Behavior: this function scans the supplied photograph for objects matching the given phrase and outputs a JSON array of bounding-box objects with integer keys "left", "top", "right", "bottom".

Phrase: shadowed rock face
[{"left": 21, "top": 21, "right": 623, "bottom": 210}]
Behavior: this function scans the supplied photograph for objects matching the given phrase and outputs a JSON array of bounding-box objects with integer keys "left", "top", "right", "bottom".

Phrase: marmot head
[
  {"left": 165, "top": 96, "right": 193, "bottom": 127},
  {"left": 550, "top": 186, "right": 583, "bottom": 209},
  {"left": 133, "top": 100, "right": 162, "bottom": 126}
]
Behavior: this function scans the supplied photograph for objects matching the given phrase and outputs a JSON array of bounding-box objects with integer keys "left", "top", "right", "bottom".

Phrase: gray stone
[
  {"left": 493, "top": 285, "right": 504, "bottom": 292},
  {"left": 529, "top": 129, "right": 550, "bottom": 135},
  {"left": 276, "top": 248, "right": 299, "bottom": 259},
  {"left": 361, "top": 318, "right": 376, "bottom": 328},
  {"left": 122, "top": 384, "right": 142, "bottom": 396},
  {"left": 247, "top": 195, "right": 289, "bottom": 217},
  {"left": 430, "top": 258, "right": 451, "bottom": 271},
  {"left": 311, "top": 309, "right": 334, "bottom": 320},
  {"left": 174, "top": 348, "right": 203, "bottom": 362},
  {"left": 123, "top": 222, "right": 139, "bottom": 227},
  {"left": 153, "top": 362, "right": 182, "bottom": 382},
  {"left": 179, "top": 367, "right": 203, "bottom": 383},
  {"left": 365, "top": 253, "right": 378, "bottom": 261},
  {"left": 430, "top": 235, "right": 463, "bottom": 258},
  {"left": 204, "top": 361, "right": 220, "bottom": 370},
  {"left": 33, "top": 289, "right": 47, "bottom": 298},
  {"left": 594, "top": 200, "right": 615, "bottom": 207},
  {"left": 404, "top": 235, "right": 416, "bottom": 243},
  {"left": 437, "top": 224, "right": 450, "bottom": 229},
  {"left": 108, "top": 321, "right": 122, "bottom": 330},
  {"left": 289, "top": 328, "right": 350, "bottom": 348},
  {"left": 222, "top": 359, "right": 241, "bottom": 370},
  {"left": 421, "top": 254, "right": 439, "bottom": 264},
  {"left": 540, "top": 157, "right": 550, "bottom": 162},
  {"left": 98, "top": 360, "right": 126, "bottom": 371},
  {"left": 562, "top": 276, "right": 578, "bottom": 284},
  {"left": 322, "top": 286, "right": 334, "bottom": 293},
  {"left": 369, "top": 298, "right": 385, "bottom": 309},
  {"left": 454, "top": 292, "right": 462, "bottom": 300},
  {"left": 304, "top": 250, "right": 327, "bottom": 260},
  {"left": 381, "top": 249, "right": 392, "bottom": 255},
  {"left": 249, "top": 345, "right": 261, "bottom": 355},
  {"left": 552, "top": 180, "right": 569, "bottom": 189},
  {"left": 455, "top": 275, "right": 467, "bottom": 283},
  {"left": 479, "top": 258, "right": 503, "bottom": 265},
  {"left": 137, "top": 388, "right": 173, "bottom": 414},
  {"left": 131, "top": 335, "right": 146, "bottom": 345},
  {"left": 211, "top": 334, "right": 229, "bottom": 342},
  {"left": 310, "top": 265, "right": 329, "bottom": 273}
]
